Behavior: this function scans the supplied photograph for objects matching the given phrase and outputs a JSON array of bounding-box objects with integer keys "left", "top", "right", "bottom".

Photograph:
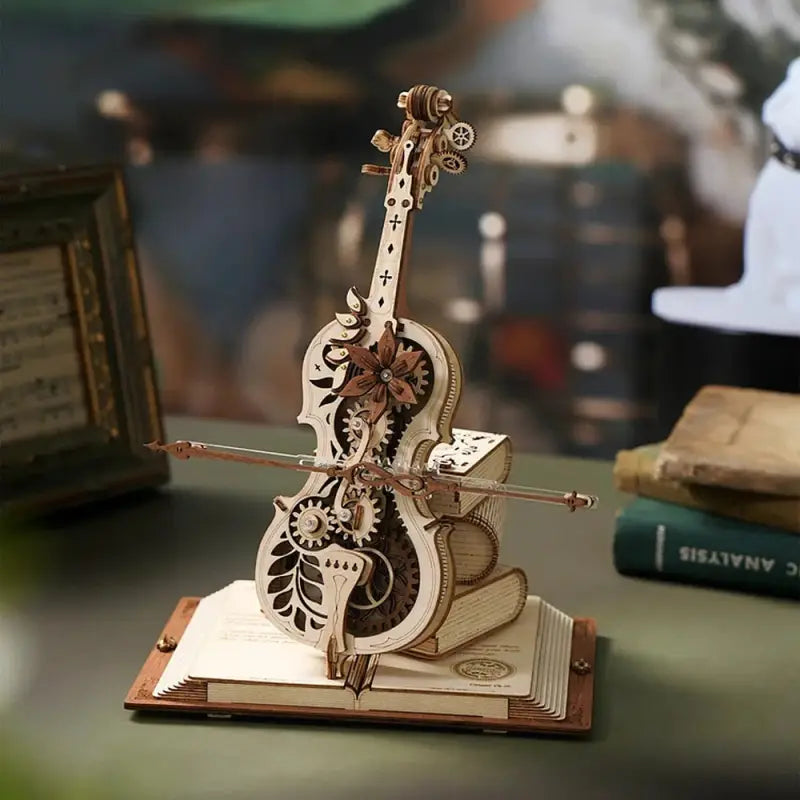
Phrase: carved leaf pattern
[
  {"left": 268, "top": 574, "right": 292, "bottom": 594},
  {"left": 268, "top": 551, "right": 299, "bottom": 575},
  {"left": 300, "top": 559, "right": 323, "bottom": 583},
  {"left": 298, "top": 556, "right": 324, "bottom": 607},
  {"left": 299, "top": 575, "right": 323, "bottom": 605},
  {"left": 265, "top": 536, "right": 327, "bottom": 634},
  {"left": 272, "top": 539, "right": 294, "bottom": 557},
  {"left": 310, "top": 377, "right": 334, "bottom": 389},
  {"left": 273, "top": 588, "right": 292, "bottom": 610}
]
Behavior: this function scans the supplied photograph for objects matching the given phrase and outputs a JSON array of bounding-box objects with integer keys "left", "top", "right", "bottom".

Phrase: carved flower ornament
[{"left": 337, "top": 322, "right": 424, "bottom": 423}]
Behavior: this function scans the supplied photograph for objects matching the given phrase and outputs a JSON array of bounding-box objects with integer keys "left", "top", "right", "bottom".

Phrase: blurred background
[
  {"left": 2, "top": 4, "right": 800, "bottom": 798},
  {"left": 3, "top": 0, "right": 799, "bottom": 459}
]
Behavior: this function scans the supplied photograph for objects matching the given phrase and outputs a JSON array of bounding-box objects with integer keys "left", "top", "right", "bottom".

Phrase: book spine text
[{"left": 613, "top": 500, "right": 800, "bottom": 599}]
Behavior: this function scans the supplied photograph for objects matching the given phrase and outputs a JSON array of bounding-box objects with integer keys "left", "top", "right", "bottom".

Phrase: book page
[
  {"left": 504, "top": 602, "right": 572, "bottom": 719},
  {"left": 553, "top": 611, "right": 574, "bottom": 719},
  {"left": 188, "top": 581, "right": 342, "bottom": 688},
  {"left": 153, "top": 586, "right": 228, "bottom": 697},
  {"left": 371, "top": 597, "right": 542, "bottom": 697},
  {"left": 530, "top": 601, "right": 557, "bottom": 710},
  {"left": 527, "top": 600, "right": 552, "bottom": 709},
  {"left": 529, "top": 605, "right": 572, "bottom": 718},
  {"left": 543, "top": 606, "right": 565, "bottom": 714}
]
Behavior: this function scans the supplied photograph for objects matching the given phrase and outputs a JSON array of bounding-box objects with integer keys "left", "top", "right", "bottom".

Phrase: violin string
[{"left": 184, "top": 441, "right": 323, "bottom": 464}]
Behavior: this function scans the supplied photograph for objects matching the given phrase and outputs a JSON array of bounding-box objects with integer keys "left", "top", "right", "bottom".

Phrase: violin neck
[{"left": 367, "top": 144, "right": 417, "bottom": 327}]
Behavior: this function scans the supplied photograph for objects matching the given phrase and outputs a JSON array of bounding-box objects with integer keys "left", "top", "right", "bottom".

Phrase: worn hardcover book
[
  {"left": 654, "top": 386, "right": 800, "bottom": 496},
  {"left": 613, "top": 497, "right": 800, "bottom": 599},
  {"left": 406, "top": 565, "right": 527, "bottom": 658},
  {"left": 427, "top": 429, "right": 512, "bottom": 517},
  {"left": 614, "top": 442, "right": 800, "bottom": 534},
  {"left": 127, "top": 580, "right": 595, "bottom": 733}
]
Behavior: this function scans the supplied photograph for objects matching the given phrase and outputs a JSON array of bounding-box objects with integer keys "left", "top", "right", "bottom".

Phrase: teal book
[{"left": 613, "top": 498, "right": 800, "bottom": 599}]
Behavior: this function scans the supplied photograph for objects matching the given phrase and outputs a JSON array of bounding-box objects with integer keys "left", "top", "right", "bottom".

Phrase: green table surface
[{"left": 2, "top": 417, "right": 798, "bottom": 799}]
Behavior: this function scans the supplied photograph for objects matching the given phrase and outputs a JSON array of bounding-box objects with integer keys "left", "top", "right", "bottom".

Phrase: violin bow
[{"left": 145, "top": 440, "right": 598, "bottom": 512}]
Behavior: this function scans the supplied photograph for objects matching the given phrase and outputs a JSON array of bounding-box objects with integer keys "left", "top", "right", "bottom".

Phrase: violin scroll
[{"left": 361, "top": 83, "right": 476, "bottom": 208}]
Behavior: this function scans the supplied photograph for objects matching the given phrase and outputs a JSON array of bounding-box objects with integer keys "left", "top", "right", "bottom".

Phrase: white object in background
[{"left": 653, "top": 58, "right": 800, "bottom": 337}]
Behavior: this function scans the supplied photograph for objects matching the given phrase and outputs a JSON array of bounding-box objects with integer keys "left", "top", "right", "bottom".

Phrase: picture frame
[{"left": 0, "top": 164, "right": 169, "bottom": 514}]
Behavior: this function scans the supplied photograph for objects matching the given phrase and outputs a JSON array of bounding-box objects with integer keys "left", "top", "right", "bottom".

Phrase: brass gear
[
  {"left": 447, "top": 121, "right": 476, "bottom": 151},
  {"left": 438, "top": 150, "right": 468, "bottom": 175},
  {"left": 336, "top": 491, "right": 382, "bottom": 545},
  {"left": 289, "top": 499, "right": 334, "bottom": 550},
  {"left": 344, "top": 401, "right": 393, "bottom": 454}
]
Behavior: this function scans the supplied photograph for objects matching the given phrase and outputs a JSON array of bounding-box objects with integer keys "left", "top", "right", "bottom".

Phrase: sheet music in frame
[{"left": 0, "top": 245, "right": 89, "bottom": 443}]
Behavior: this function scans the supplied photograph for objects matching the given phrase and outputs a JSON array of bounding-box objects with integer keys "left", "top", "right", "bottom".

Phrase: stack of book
[{"left": 611, "top": 386, "right": 800, "bottom": 599}]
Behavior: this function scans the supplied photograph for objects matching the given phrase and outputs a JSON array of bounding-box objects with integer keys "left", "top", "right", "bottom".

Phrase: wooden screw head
[
  {"left": 156, "top": 635, "right": 178, "bottom": 653},
  {"left": 571, "top": 658, "right": 592, "bottom": 675}
]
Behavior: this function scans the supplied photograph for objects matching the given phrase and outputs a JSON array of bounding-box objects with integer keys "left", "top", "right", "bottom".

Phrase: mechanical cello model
[{"left": 150, "top": 85, "right": 597, "bottom": 680}]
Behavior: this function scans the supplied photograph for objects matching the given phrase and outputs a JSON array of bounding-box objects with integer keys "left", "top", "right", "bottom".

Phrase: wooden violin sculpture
[
  {"left": 256, "top": 86, "right": 477, "bottom": 678},
  {"left": 149, "top": 85, "right": 597, "bottom": 679}
]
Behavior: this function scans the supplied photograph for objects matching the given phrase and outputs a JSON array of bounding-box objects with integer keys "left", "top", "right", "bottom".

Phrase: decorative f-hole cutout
[
  {"left": 399, "top": 178, "right": 405, "bottom": 188},
  {"left": 378, "top": 297, "right": 385, "bottom": 307},
  {"left": 387, "top": 243, "right": 394, "bottom": 254}
]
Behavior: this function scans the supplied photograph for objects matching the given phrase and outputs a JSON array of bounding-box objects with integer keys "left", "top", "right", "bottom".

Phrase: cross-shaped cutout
[
  {"left": 379, "top": 270, "right": 392, "bottom": 286},
  {"left": 389, "top": 214, "right": 401, "bottom": 231}
]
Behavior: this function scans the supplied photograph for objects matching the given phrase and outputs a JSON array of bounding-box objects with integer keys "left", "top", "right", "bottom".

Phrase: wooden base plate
[{"left": 125, "top": 597, "right": 596, "bottom": 735}]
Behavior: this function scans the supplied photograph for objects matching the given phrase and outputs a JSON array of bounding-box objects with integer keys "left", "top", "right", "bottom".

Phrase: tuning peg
[
  {"left": 399, "top": 85, "right": 452, "bottom": 120},
  {"left": 436, "top": 92, "right": 453, "bottom": 115},
  {"left": 371, "top": 129, "right": 396, "bottom": 153},
  {"left": 361, "top": 164, "right": 391, "bottom": 176}
]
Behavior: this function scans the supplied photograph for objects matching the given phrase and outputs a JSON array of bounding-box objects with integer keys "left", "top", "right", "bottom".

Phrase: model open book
[{"left": 126, "top": 581, "right": 595, "bottom": 734}]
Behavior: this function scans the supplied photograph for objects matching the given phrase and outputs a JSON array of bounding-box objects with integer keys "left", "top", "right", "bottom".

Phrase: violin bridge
[{"left": 315, "top": 545, "right": 371, "bottom": 679}]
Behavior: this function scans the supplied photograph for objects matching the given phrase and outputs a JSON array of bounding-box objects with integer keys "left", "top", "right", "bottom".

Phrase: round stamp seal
[{"left": 452, "top": 658, "right": 514, "bottom": 682}]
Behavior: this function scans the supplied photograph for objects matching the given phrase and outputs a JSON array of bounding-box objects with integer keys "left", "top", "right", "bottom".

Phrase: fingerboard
[{"left": 367, "top": 140, "right": 416, "bottom": 328}]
